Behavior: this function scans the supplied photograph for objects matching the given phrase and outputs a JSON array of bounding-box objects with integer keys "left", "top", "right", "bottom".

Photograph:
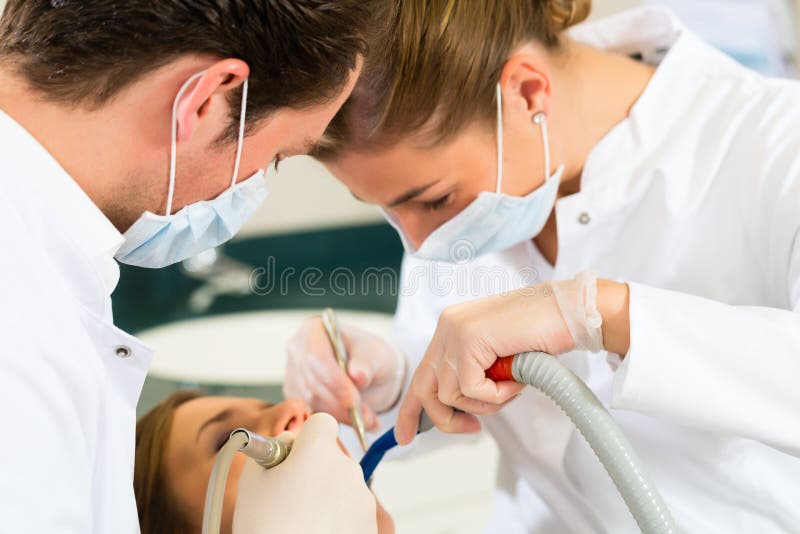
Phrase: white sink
[
  {"left": 138, "top": 309, "right": 394, "bottom": 386},
  {"left": 137, "top": 309, "right": 498, "bottom": 534}
]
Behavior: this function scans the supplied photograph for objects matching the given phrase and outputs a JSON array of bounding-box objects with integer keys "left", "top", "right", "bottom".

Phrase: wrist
[
  {"left": 550, "top": 271, "right": 604, "bottom": 352},
  {"left": 596, "top": 279, "right": 630, "bottom": 356}
]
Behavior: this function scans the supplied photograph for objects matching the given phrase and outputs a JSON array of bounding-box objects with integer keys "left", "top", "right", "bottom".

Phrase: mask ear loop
[
  {"left": 533, "top": 112, "right": 551, "bottom": 180},
  {"left": 495, "top": 84, "right": 504, "bottom": 194},
  {"left": 165, "top": 71, "right": 250, "bottom": 216},
  {"left": 230, "top": 78, "right": 249, "bottom": 188},
  {"left": 166, "top": 71, "right": 206, "bottom": 216}
]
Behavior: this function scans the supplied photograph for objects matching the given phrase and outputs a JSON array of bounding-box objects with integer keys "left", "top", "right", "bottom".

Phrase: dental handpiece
[{"left": 202, "top": 429, "right": 292, "bottom": 534}]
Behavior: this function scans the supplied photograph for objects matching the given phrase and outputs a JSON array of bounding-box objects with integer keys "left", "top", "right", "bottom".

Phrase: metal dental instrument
[
  {"left": 321, "top": 307, "right": 369, "bottom": 452},
  {"left": 202, "top": 428, "right": 291, "bottom": 534}
]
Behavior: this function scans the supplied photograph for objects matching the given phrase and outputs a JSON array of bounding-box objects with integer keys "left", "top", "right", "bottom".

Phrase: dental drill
[
  {"left": 360, "top": 351, "right": 679, "bottom": 534},
  {"left": 202, "top": 428, "right": 291, "bottom": 534}
]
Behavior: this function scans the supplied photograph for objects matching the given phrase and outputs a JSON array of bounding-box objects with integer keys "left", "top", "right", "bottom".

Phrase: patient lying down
[{"left": 135, "top": 391, "right": 394, "bottom": 534}]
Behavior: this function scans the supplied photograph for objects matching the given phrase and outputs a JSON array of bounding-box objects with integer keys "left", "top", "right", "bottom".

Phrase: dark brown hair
[
  {"left": 0, "top": 0, "right": 376, "bottom": 137},
  {"left": 135, "top": 390, "right": 203, "bottom": 534},
  {"left": 313, "top": 0, "right": 591, "bottom": 158}
]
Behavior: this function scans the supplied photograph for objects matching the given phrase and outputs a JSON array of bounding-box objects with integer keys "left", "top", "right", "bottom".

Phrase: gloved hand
[
  {"left": 395, "top": 271, "right": 623, "bottom": 444},
  {"left": 233, "top": 413, "right": 378, "bottom": 534},
  {"left": 284, "top": 316, "right": 406, "bottom": 431}
]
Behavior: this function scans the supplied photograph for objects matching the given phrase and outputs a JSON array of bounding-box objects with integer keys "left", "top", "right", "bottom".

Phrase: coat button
[
  {"left": 578, "top": 212, "right": 591, "bottom": 225},
  {"left": 115, "top": 345, "right": 132, "bottom": 358}
]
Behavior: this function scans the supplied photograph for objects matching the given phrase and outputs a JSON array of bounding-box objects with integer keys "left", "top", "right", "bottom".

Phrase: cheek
[{"left": 171, "top": 149, "right": 235, "bottom": 209}]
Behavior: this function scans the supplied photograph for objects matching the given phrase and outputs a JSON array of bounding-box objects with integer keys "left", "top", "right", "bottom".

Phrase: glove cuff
[
  {"left": 550, "top": 270, "right": 604, "bottom": 352},
  {"left": 382, "top": 344, "right": 409, "bottom": 413}
]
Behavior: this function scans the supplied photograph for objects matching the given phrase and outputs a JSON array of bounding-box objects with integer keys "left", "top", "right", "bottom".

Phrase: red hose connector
[{"left": 486, "top": 356, "right": 516, "bottom": 382}]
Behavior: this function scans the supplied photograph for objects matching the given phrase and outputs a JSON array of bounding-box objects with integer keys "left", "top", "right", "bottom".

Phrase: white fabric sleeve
[{"left": 612, "top": 282, "right": 800, "bottom": 456}]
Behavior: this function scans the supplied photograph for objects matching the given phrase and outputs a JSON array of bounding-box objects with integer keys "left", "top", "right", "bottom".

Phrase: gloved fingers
[
  {"left": 421, "top": 390, "right": 482, "bottom": 436},
  {"left": 291, "top": 413, "right": 340, "bottom": 453},
  {"left": 346, "top": 358, "right": 374, "bottom": 390},
  {"left": 273, "top": 429, "right": 297, "bottom": 449},
  {"left": 394, "top": 385, "right": 423, "bottom": 445},
  {"left": 299, "top": 380, "right": 354, "bottom": 426},
  {"left": 396, "top": 361, "right": 481, "bottom": 445},
  {"left": 360, "top": 402, "right": 380, "bottom": 432},
  {"left": 437, "top": 369, "right": 515, "bottom": 415},
  {"left": 456, "top": 355, "right": 525, "bottom": 405},
  {"left": 284, "top": 316, "right": 334, "bottom": 399},
  {"left": 304, "top": 350, "right": 361, "bottom": 410}
]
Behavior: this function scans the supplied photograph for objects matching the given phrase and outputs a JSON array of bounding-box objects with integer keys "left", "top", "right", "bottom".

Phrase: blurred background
[{"left": 3, "top": 0, "right": 795, "bottom": 532}]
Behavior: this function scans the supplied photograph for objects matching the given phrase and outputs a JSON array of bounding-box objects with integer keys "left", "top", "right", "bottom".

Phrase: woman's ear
[
  {"left": 175, "top": 58, "right": 250, "bottom": 142},
  {"left": 499, "top": 54, "right": 552, "bottom": 120}
]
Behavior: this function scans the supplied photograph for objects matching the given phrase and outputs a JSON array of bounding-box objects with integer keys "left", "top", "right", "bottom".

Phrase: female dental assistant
[{"left": 285, "top": 3, "right": 800, "bottom": 533}]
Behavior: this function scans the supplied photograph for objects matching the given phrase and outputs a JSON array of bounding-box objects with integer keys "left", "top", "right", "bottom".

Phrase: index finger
[{"left": 394, "top": 387, "right": 423, "bottom": 445}]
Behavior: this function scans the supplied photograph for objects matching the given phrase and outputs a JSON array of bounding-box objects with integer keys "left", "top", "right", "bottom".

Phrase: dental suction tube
[
  {"left": 488, "top": 352, "right": 678, "bottom": 534},
  {"left": 202, "top": 429, "right": 291, "bottom": 534}
]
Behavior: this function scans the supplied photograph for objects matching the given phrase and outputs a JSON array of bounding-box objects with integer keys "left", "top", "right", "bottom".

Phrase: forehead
[
  {"left": 328, "top": 127, "right": 494, "bottom": 200},
  {"left": 251, "top": 62, "right": 361, "bottom": 152}
]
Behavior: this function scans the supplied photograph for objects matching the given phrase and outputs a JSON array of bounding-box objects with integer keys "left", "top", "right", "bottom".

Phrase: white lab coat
[
  {"left": 389, "top": 8, "right": 800, "bottom": 534},
  {"left": 0, "top": 112, "right": 152, "bottom": 532}
]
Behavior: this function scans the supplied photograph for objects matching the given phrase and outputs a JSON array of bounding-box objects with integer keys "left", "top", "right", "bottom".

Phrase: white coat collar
[
  {"left": 0, "top": 110, "right": 124, "bottom": 294},
  {"left": 566, "top": 7, "right": 730, "bottom": 201},
  {"left": 568, "top": 6, "right": 682, "bottom": 60}
]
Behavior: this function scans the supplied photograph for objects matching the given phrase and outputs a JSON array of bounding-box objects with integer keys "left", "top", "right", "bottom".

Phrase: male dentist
[{"left": 0, "top": 1, "right": 377, "bottom": 532}]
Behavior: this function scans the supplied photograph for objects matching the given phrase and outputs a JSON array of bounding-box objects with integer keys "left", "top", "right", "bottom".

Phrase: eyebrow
[
  {"left": 196, "top": 408, "right": 234, "bottom": 444},
  {"left": 387, "top": 180, "right": 441, "bottom": 208}
]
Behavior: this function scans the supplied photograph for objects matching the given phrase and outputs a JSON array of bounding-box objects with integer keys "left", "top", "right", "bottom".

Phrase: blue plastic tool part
[{"left": 359, "top": 412, "right": 434, "bottom": 483}]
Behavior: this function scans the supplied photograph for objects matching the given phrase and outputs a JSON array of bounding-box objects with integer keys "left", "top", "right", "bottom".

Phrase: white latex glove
[
  {"left": 550, "top": 271, "right": 605, "bottom": 352},
  {"left": 395, "top": 271, "right": 620, "bottom": 444},
  {"left": 284, "top": 317, "right": 406, "bottom": 431},
  {"left": 233, "top": 413, "right": 378, "bottom": 534}
]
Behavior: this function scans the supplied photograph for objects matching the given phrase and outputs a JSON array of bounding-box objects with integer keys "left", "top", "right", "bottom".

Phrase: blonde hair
[{"left": 314, "top": 0, "right": 591, "bottom": 158}]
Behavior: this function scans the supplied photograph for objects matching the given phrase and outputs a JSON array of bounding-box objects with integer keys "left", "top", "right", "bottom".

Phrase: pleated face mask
[
  {"left": 382, "top": 84, "right": 563, "bottom": 263},
  {"left": 115, "top": 71, "right": 268, "bottom": 269}
]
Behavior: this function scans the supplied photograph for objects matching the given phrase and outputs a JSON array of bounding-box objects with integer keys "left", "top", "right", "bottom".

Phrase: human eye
[
  {"left": 213, "top": 429, "right": 235, "bottom": 452},
  {"left": 420, "top": 192, "right": 454, "bottom": 212}
]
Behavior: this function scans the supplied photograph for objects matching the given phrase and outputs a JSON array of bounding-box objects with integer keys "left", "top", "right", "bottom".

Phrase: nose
[
  {"left": 269, "top": 399, "right": 310, "bottom": 436},
  {"left": 390, "top": 212, "right": 430, "bottom": 250}
]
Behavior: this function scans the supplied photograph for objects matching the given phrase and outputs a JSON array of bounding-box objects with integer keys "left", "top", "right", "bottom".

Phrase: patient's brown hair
[
  {"left": 313, "top": 0, "right": 592, "bottom": 157},
  {"left": 135, "top": 390, "right": 202, "bottom": 534}
]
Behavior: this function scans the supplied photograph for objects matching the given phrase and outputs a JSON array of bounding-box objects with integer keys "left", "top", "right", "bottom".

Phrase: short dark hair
[{"left": 0, "top": 1, "right": 374, "bottom": 135}]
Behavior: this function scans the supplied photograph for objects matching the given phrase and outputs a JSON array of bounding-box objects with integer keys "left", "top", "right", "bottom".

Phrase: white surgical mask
[
  {"left": 115, "top": 71, "right": 268, "bottom": 269},
  {"left": 383, "top": 84, "right": 563, "bottom": 263}
]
